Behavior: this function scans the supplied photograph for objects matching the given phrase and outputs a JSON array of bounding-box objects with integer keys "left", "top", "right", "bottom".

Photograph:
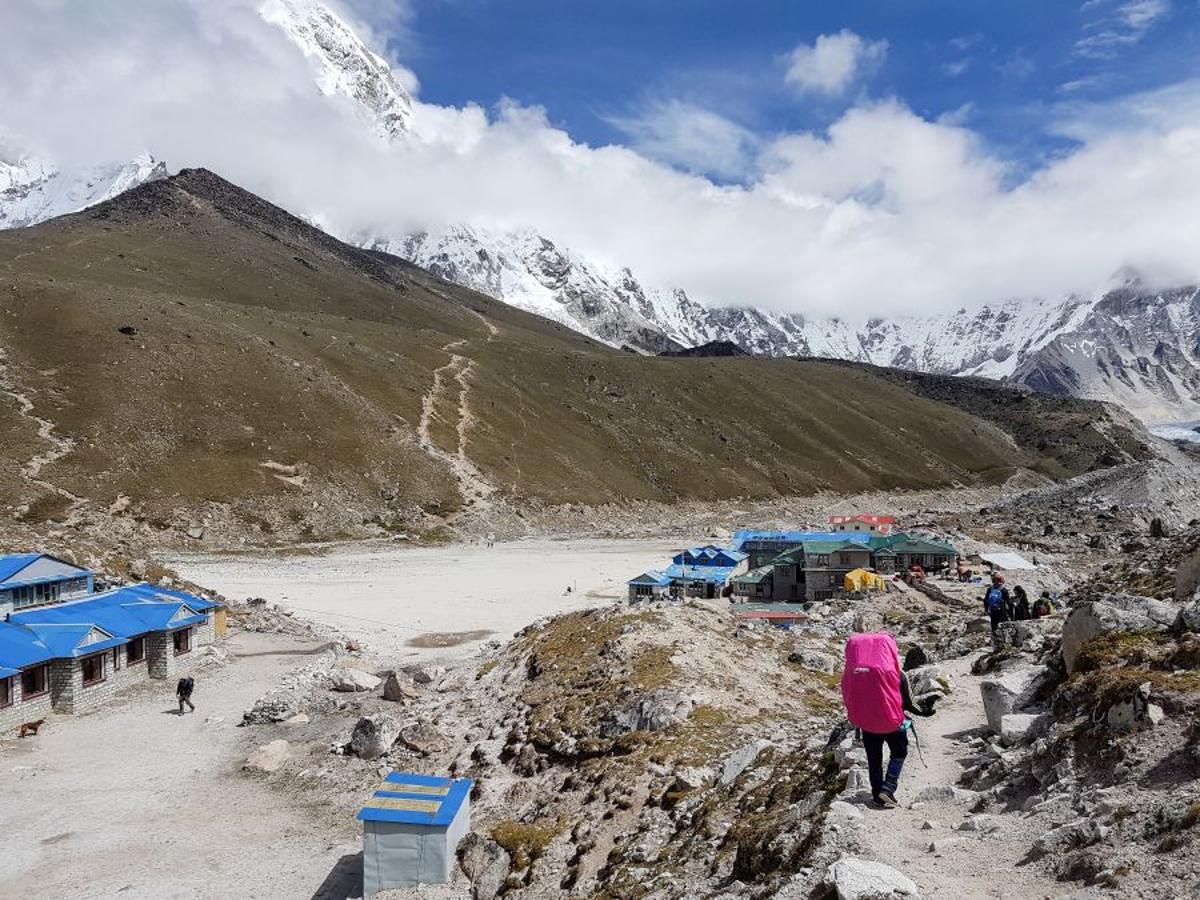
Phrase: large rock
[
  {"left": 599, "top": 690, "right": 694, "bottom": 738},
  {"left": 458, "top": 833, "right": 510, "bottom": 900},
  {"left": 244, "top": 739, "right": 290, "bottom": 774},
  {"left": 1174, "top": 600, "right": 1200, "bottom": 636},
  {"left": 979, "top": 665, "right": 1040, "bottom": 732},
  {"left": 824, "top": 858, "right": 919, "bottom": 899},
  {"left": 1061, "top": 600, "right": 1156, "bottom": 674},
  {"left": 1105, "top": 681, "right": 1165, "bottom": 732},
  {"left": 349, "top": 713, "right": 402, "bottom": 760},
  {"left": 1033, "top": 818, "right": 1108, "bottom": 855},
  {"left": 907, "top": 664, "right": 952, "bottom": 699},
  {"left": 991, "top": 619, "right": 1060, "bottom": 654},
  {"left": 382, "top": 671, "right": 420, "bottom": 702},
  {"left": 403, "top": 663, "right": 446, "bottom": 685},
  {"left": 399, "top": 722, "right": 445, "bottom": 756},
  {"left": 719, "top": 739, "right": 773, "bottom": 786},
  {"left": 789, "top": 648, "right": 836, "bottom": 673},
  {"left": 999, "top": 713, "right": 1040, "bottom": 747},
  {"left": 902, "top": 645, "right": 930, "bottom": 671},
  {"left": 329, "top": 668, "right": 382, "bottom": 692}
]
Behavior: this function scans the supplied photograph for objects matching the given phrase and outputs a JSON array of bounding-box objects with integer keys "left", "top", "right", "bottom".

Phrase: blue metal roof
[
  {"left": 731, "top": 529, "right": 870, "bottom": 547},
  {"left": 627, "top": 570, "right": 672, "bottom": 586},
  {"left": 2, "top": 583, "right": 214, "bottom": 668},
  {"left": 23, "top": 623, "right": 125, "bottom": 658},
  {"left": 663, "top": 564, "right": 735, "bottom": 583},
  {"left": 0, "top": 665, "right": 20, "bottom": 679},
  {"left": 357, "top": 772, "right": 474, "bottom": 826},
  {"left": 0, "top": 622, "right": 53, "bottom": 668},
  {"left": 0, "top": 553, "right": 43, "bottom": 583}
]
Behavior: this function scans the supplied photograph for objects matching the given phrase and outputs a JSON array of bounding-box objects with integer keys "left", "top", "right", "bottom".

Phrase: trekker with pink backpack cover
[{"left": 842, "top": 632, "right": 936, "bottom": 808}]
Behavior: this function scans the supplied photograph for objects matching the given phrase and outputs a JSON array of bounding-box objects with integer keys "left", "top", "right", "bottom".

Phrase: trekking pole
[{"left": 907, "top": 719, "right": 928, "bottom": 768}]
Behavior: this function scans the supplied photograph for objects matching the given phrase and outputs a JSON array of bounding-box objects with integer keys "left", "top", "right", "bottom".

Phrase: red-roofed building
[{"left": 828, "top": 514, "right": 896, "bottom": 536}]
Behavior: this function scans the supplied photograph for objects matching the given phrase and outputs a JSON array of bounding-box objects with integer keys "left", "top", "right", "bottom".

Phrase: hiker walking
[
  {"left": 176, "top": 675, "right": 195, "bottom": 714},
  {"left": 841, "top": 630, "right": 936, "bottom": 808},
  {"left": 1012, "top": 585, "right": 1031, "bottom": 621},
  {"left": 983, "top": 574, "right": 1010, "bottom": 632}
]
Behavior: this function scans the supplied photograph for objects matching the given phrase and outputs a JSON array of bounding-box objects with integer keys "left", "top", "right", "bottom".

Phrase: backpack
[
  {"left": 985, "top": 586, "right": 1005, "bottom": 613},
  {"left": 841, "top": 633, "right": 905, "bottom": 734},
  {"left": 177, "top": 676, "right": 194, "bottom": 695}
]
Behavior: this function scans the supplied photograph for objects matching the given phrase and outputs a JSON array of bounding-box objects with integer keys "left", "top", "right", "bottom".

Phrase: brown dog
[{"left": 18, "top": 719, "right": 46, "bottom": 738}]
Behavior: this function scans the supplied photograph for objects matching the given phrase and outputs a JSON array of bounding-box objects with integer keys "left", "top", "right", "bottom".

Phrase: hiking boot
[{"left": 877, "top": 790, "right": 898, "bottom": 808}]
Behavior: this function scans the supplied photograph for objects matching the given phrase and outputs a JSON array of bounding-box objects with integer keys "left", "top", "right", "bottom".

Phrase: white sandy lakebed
[{"left": 170, "top": 538, "right": 683, "bottom": 660}]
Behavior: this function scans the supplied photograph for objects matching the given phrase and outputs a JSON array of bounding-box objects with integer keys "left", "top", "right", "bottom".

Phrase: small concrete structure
[{"left": 358, "top": 772, "right": 473, "bottom": 896}]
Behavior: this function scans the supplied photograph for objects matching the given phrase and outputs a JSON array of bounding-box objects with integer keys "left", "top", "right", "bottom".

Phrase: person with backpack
[
  {"left": 176, "top": 675, "right": 195, "bottom": 714},
  {"left": 841, "top": 630, "right": 937, "bottom": 808},
  {"left": 1012, "top": 585, "right": 1031, "bottom": 621},
  {"left": 983, "top": 575, "right": 1010, "bottom": 632},
  {"left": 1031, "top": 592, "right": 1052, "bottom": 618}
]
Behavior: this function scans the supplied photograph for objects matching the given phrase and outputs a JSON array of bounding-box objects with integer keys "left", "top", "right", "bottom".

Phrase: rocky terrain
[{"left": 203, "top": 456, "right": 1200, "bottom": 899}]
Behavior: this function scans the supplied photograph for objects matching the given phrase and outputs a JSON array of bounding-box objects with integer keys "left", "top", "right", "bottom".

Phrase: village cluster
[
  {"left": 627, "top": 514, "right": 959, "bottom": 606},
  {"left": 0, "top": 552, "right": 224, "bottom": 732}
]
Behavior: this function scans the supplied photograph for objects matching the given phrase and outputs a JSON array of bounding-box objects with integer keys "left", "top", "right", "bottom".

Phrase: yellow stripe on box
[
  {"left": 367, "top": 797, "right": 442, "bottom": 815},
  {"left": 381, "top": 782, "right": 450, "bottom": 797}
]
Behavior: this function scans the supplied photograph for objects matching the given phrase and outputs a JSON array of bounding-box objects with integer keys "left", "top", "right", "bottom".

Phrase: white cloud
[
  {"left": 2, "top": 0, "right": 1200, "bottom": 318},
  {"left": 941, "top": 59, "right": 971, "bottom": 78},
  {"left": 1074, "top": 0, "right": 1171, "bottom": 58},
  {"left": 784, "top": 30, "right": 888, "bottom": 96},
  {"left": 606, "top": 100, "right": 758, "bottom": 180}
]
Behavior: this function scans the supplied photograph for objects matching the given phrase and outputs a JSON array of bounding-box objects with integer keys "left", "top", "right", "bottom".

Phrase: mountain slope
[{"left": 0, "top": 170, "right": 1142, "bottom": 545}]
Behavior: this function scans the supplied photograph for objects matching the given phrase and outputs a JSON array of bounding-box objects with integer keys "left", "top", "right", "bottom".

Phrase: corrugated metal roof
[
  {"left": 0, "top": 553, "right": 42, "bottom": 583},
  {"left": 357, "top": 772, "right": 473, "bottom": 826},
  {"left": 663, "top": 564, "right": 734, "bottom": 583},
  {"left": 0, "top": 622, "right": 53, "bottom": 668},
  {"left": 732, "top": 566, "right": 773, "bottom": 584},
  {"left": 732, "top": 529, "right": 870, "bottom": 547},
  {"left": 0, "top": 665, "right": 20, "bottom": 679},
  {"left": 627, "top": 570, "right": 672, "bottom": 586},
  {"left": 23, "top": 623, "right": 125, "bottom": 659}
]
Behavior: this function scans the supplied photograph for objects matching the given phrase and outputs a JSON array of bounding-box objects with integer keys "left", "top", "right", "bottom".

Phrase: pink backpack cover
[{"left": 841, "top": 633, "right": 905, "bottom": 734}]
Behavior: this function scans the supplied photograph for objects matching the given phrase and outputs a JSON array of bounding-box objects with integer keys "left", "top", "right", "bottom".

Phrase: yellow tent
[{"left": 844, "top": 568, "right": 887, "bottom": 593}]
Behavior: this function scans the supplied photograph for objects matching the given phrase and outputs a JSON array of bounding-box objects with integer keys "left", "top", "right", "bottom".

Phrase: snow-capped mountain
[
  {"left": 0, "top": 151, "right": 167, "bottom": 230},
  {"left": 260, "top": 0, "right": 411, "bottom": 140},
  {"left": 0, "top": 0, "right": 1197, "bottom": 425}
]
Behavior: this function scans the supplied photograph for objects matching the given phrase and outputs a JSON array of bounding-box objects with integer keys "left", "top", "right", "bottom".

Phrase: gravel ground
[{"left": 0, "top": 631, "right": 360, "bottom": 900}]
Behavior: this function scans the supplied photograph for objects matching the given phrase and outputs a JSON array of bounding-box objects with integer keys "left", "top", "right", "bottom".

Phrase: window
[
  {"left": 0, "top": 677, "right": 10, "bottom": 708},
  {"left": 112, "top": 646, "right": 122, "bottom": 671},
  {"left": 81, "top": 654, "right": 105, "bottom": 686},
  {"left": 815, "top": 554, "right": 830, "bottom": 566},
  {"left": 173, "top": 628, "right": 192, "bottom": 656},
  {"left": 21, "top": 664, "right": 48, "bottom": 698},
  {"left": 838, "top": 552, "right": 854, "bottom": 565},
  {"left": 127, "top": 637, "right": 146, "bottom": 663}
]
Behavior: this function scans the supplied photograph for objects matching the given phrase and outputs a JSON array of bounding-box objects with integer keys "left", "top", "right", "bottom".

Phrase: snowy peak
[
  {"left": 0, "top": 151, "right": 167, "bottom": 230},
  {"left": 260, "top": 0, "right": 412, "bottom": 139}
]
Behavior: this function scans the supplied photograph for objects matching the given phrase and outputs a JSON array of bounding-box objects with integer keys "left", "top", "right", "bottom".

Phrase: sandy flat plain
[{"left": 170, "top": 538, "right": 686, "bottom": 660}]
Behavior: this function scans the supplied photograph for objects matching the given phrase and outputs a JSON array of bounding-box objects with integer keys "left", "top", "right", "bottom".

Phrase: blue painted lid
[{"left": 356, "top": 772, "right": 474, "bottom": 827}]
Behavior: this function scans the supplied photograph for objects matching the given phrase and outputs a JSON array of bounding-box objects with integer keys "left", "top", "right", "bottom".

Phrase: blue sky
[{"left": 380, "top": 0, "right": 1199, "bottom": 179}]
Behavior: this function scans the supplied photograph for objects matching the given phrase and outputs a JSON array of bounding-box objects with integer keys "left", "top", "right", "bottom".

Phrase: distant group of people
[{"left": 982, "top": 575, "right": 1053, "bottom": 630}]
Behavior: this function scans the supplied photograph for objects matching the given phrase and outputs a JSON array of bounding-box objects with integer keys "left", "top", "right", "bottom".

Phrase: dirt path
[
  {"left": 0, "top": 632, "right": 359, "bottom": 900},
  {"left": 854, "top": 654, "right": 1063, "bottom": 898}
]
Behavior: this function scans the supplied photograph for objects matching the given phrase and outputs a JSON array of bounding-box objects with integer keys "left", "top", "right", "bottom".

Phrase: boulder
[
  {"left": 242, "top": 693, "right": 300, "bottom": 725},
  {"left": 719, "top": 739, "right": 773, "bottom": 786},
  {"left": 824, "top": 858, "right": 919, "bottom": 899},
  {"left": 979, "top": 664, "right": 1040, "bottom": 732},
  {"left": 458, "top": 833, "right": 510, "bottom": 900},
  {"left": 329, "top": 668, "right": 382, "bottom": 693},
  {"left": 1105, "top": 681, "right": 1165, "bottom": 732},
  {"left": 399, "top": 722, "right": 445, "bottom": 756},
  {"left": 789, "top": 648, "right": 836, "bottom": 673},
  {"left": 965, "top": 617, "right": 991, "bottom": 635},
  {"left": 1174, "top": 600, "right": 1200, "bottom": 636},
  {"left": 999, "top": 713, "right": 1040, "bottom": 747},
  {"left": 907, "top": 664, "right": 952, "bottom": 699},
  {"left": 992, "top": 619, "right": 1059, "bottom": 654},
  {"left": 902, "top": 645, "right": 930, "bottom": 671},
  {"left": 599, "top": 690, "right": 694, "bottom": 738},
  {"left": 349, "top": 713, "right": 402, "bottom": 760},
  {"left": 1033, "top": 818, "right": 1108, "bottom": 855},
  {"left": 829, "top": 800, "right": 865, "bottom": 822},
  {"left": 671, "top": 765, "right": 715, "bottom": 792},
  {"left": 404, "top": 663, "right": 446, "bottom": 685},
  {"left": 1061, "top": 601, "right": 1156, "bottom": 674},
  {"left": 244, "top": 740, "right": 290, "bottom": 774},
  {"left": 284, "top": 713, "right": 310, "bottom": 725},
  {"left": 382, "top": 672, "right": 420, "bottom": 702}
]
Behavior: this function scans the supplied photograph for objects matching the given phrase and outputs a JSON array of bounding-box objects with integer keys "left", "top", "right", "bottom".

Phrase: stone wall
[
  {"left": 146, "top": 631, "right": 176, "bottom": 680},
  {"left": 0, "top": 668, "right": 54, "bottom": 734}
]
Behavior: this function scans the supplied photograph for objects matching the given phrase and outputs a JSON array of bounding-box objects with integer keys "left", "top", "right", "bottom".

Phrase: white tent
[
  {"left": 980, "top": 551, "right": 1037, "bottom": 571},
  {"left": 359, "top": 772, "right": 474, "bottom": 896}
]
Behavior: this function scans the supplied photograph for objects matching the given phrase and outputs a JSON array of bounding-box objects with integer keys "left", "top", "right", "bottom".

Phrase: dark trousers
[
  {"left": 178, "top": 695, "right": 195, "bottom": 713},
  {"left": 988, "top": 610, "right": 1008, "bottom": 632},
  {"left": 862, "top": 727, "right": 908, "bottom": 798}
]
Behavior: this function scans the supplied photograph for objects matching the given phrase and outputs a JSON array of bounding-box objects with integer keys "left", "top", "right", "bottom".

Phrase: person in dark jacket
[
  {"left": 176, "top": 676, "right": 195, "bottom": 714},
  {"left": 1012, "top": 585, "right": 1031, "bottom": 621},
  {"left": 982, "top": 575, "right": 1011, "bottom": 632}
]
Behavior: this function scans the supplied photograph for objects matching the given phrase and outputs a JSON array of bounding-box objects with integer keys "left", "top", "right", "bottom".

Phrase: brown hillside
[{"left": 0, "top": 169, "right": 1145, "bottom": 544}]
